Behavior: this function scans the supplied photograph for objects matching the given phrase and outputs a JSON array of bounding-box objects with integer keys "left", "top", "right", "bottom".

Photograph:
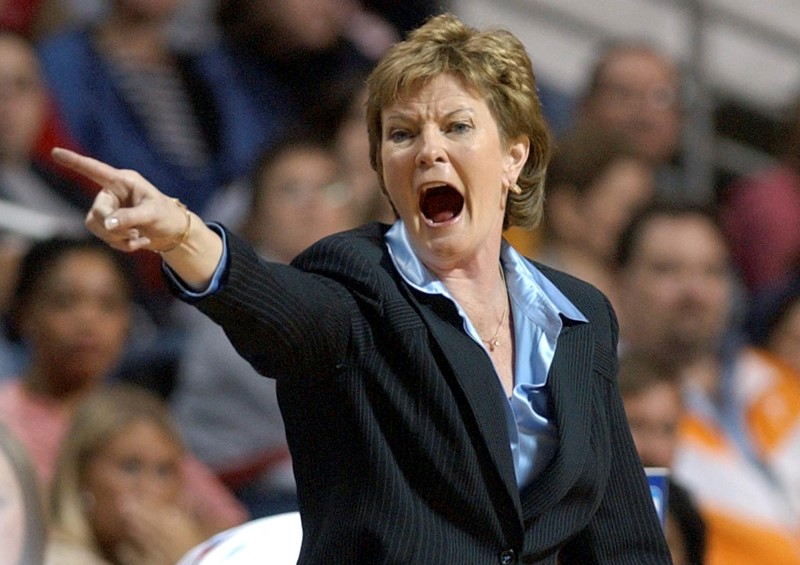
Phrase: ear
[{"left": 503, "top": 135, "right": 529, "bottom": 189}]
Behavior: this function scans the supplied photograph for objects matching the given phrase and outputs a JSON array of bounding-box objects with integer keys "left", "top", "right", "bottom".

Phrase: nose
[{"left": 414, "top": 126, "right": 447, "bottom": 168}]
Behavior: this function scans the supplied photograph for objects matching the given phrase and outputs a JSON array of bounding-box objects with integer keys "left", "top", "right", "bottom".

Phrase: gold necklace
[{"left": 482, "top": 266, "right": 508, "bottom": 352}]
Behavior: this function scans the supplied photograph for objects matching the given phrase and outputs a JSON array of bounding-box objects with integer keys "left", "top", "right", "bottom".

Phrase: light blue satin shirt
[{"left": 385, "top": 221, "right": 587, "bottom": 489}]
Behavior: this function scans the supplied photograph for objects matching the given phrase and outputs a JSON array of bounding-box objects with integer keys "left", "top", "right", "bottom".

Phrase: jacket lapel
[
  {"left": 520, "top": 321, "right": 596, "bottom": 520},
  {"left": 409, "top": 290, "right": 524, "bottom": 522}
]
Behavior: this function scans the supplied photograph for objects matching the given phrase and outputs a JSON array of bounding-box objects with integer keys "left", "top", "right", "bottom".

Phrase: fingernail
[{"left": 104, "top": 216, "right": 119, "bottom": 230}]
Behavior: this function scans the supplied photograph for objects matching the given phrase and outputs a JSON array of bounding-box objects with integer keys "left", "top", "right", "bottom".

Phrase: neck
[
  {"left": 24, "top": 365, "right": 96, "bottom": 409},
  {"left": 681, "top": 353, "right": 722, "bottom": 400}
]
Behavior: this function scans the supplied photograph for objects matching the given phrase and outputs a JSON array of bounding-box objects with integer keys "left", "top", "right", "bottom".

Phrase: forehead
[
  {"left": 44, "top": 250, "right": 119, "bottom": 281},
  {"left": 634, "top": 215, "right": 728, "bottom": 262},
  {"left": 100, "top": 419, "right": 179, "bottom": 457},
  {"left": 601, "top": 50, "right": 676, "bottom": 87},
  {"left": 383, "top": 74, "right": 486, "bottom": 115}
]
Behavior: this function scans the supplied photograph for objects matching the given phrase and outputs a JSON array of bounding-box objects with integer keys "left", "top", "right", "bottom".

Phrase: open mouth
[{"left": 419, "top": 185, "right": 464, "bottom": 225}]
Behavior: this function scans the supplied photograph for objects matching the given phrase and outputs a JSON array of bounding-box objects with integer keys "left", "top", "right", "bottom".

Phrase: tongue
[{"left": 432, "top": 210, "right": 455, "bottom": 223}]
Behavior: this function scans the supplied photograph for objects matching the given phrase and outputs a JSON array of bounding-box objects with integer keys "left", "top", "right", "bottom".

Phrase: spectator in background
[
  {"left": 171, "top": 135, "right": 361, "bottom": 519},
  {"left": 34, "top": 0, "right": 279, "bottom": 379},
  {"left": 46, "top": 385, "right": 226, "bottom": 565},
  {"left": 617, "top": 351, "right": 706, "bottom": 565},
  {"left": 720, "top": 94, "right": 800, "bottom": 294},
  {"left": 36, "top": 0, "right": 276, "bottom": 217},
  {"left": 577, "top": 41, "right": 684, "bottom": 197},
  {"left": 618, "top": 351, "right": 684, "bottom": 470},
  {"left": 0, "top": 422, "right": 46, "bottom": 565},
  {"left": 215, "top": 0, "right": 395, "bottom": 141},
  {"left": 0, "top": 31, "right": 89, "bottom": 230},
  {"left": 614, "top": 202, "right": 732, "bottom": 371},
  {"left": 532, "top": 125, "right": 655, "bottom": 309},
  {"left": 0, "top": 30, "right": 93, "bottom": 380},
  {"left": 0, "top": 237, "right": 247, "bottom": 535},
  {"left": 0, "top": 237, "right": 132, "bottom": 485},
  {"left": 615, "top": 201, "right": 800, "bottom": 565}
]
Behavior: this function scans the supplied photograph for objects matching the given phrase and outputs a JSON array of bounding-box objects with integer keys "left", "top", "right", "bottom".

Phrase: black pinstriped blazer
[{"left": 190, "top": 223, "right": 671, "bottom": 564}]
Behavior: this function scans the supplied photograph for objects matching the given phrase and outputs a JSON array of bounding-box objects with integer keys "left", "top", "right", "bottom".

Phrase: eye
[
  {"left": 387, "top": 128, "right": 411, "bottom": 143},
  {"left": 118, "top": 457, "right": 143, "bottom": 475},
  {"left": 448, "top": 121, "right": 472, "bottom": 134}
]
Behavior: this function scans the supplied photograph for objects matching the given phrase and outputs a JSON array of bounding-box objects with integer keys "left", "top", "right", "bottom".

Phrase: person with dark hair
[
  {"left": 0, "top": 236, "right": 247, "bottom": 538},
  {"left": 0, "top": 422, "right": 47, "bottom": 565},
  {"left": 534, "top": 125, "right": 654, "bottom": 309},
  {"left": 54, "top": 13, "right": 669, "bottom": 562},
  {"left": 615, "top": 201, "right": 800, "bottom": 564},
  {"left": 577, "top": 40, "right": 683, "bottom": 196},
  {"left": 617, "top": 350, "right": 706, "bottom": 565}
]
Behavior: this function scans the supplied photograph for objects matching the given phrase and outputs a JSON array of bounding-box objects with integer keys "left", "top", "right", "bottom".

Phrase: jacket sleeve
[{"left": 184, "top": 229, "right": 353, "bottom": 380}]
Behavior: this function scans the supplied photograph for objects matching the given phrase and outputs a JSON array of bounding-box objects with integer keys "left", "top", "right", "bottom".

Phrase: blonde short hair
[
  {"left": 49, "top": 385, "right": 184, "bottom": 552},
  {"left": 366, "top": 13, "right": 551, "bottom": 230}
]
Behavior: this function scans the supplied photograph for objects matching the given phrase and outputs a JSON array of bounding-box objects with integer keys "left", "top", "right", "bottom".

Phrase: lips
[{"left": 419, "top": 184, "right": 464, "bottom": 224}]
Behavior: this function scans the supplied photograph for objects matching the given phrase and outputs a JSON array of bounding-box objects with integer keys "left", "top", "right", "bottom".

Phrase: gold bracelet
[{"left": 157, "top": 198, "right": 191, "bottom": 254}]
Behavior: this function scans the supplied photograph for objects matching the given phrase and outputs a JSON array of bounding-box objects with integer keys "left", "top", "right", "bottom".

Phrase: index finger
[{"left": 51, "top": 147, "right": 122, "bottom": 186}]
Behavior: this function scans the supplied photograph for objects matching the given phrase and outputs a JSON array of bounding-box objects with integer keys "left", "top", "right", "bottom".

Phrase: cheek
[{"left": 25, "top": 312, "right": 69, "bottom": 347}]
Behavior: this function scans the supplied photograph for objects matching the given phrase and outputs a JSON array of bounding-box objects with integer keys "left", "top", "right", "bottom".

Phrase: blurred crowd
[{"left": 0, "top": 1, "right": 799, "bottom": 564}]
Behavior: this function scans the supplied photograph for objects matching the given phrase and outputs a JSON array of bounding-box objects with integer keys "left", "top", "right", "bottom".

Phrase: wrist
[{"left": 157, "top": 198, "right": 191, "bottom": 254}]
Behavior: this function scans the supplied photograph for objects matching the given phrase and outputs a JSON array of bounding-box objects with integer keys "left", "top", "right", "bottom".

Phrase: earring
[{"left": 510, "top": 183, "right": 522, "bottom": 195}]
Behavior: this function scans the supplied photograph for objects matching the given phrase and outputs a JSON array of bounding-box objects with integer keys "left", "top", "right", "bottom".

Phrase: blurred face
[
  {"left": 83, "top": 419, "right": 183, "bottom": 551},
  {"left": 21, "top": 251, "right": 131, "bottom": 391},
  {"left": 380, "top": 74, "right": 528, "bottom": 270},
  {"left": 623, "top": 381, "right": 683, "bottom": 468},
  {"left": 0, "top": 35, "right": 47, "bottom": 165},
  {"left": 618, "top": 215, "right": 732, "bottom": 364},
  {"left": 0, "top": 452, "right": 24, "bottom": 565},
  {"left": 251, "top": 0, "right": 351, "bottom": 51},
  {"left": 585, "top": 50, "right": 681, "bottom": 165},
  {"left": 768, "top": 299, "right": 800, "bottom": 375},
  {"left": 255, "top": 147, "right": 357, "bottom": 263},
  {"left": 579, "top": 157, "right": 654, "bottom": 261}
]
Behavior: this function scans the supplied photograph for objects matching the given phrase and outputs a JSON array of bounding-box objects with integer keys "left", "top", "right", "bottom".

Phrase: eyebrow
[{"left": 383, "top": 107, "right": 476, "bottom": 123}]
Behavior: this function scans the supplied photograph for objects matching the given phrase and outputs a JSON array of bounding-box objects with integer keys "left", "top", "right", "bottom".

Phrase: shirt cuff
[{"left": 162, "top": 222, "right": 229, "bottom": 299}]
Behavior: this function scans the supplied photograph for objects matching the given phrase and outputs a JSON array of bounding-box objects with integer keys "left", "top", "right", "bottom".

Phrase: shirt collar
[{"left": 385, "top": 220, "right": 587, "bottom": 325}]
